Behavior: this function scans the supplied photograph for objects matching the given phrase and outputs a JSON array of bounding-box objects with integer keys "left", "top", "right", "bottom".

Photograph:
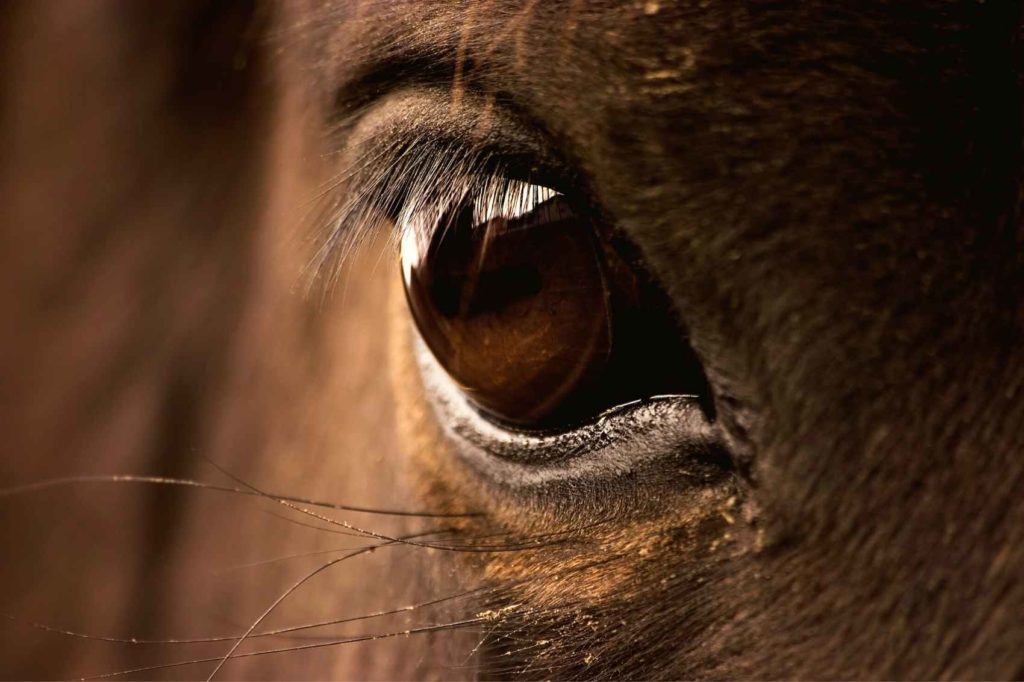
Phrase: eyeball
[{"left": 401, "top": 192, "right": 613, "bottom": 426}]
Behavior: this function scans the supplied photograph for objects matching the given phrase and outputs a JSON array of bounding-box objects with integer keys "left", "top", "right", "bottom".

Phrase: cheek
[
  {"left": 386, "top": 272, "right": 741, "bottom": 599},
  {"left": 389, "top": 271, "right": 560, "bottom": 530},
  {"left": 387, "top": 269, "right": 757, "bottom": 675}
]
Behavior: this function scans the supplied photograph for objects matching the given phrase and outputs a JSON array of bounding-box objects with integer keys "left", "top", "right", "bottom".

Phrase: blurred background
[{"left": 0, "top": 2, "right": 462, "bottom": 678}]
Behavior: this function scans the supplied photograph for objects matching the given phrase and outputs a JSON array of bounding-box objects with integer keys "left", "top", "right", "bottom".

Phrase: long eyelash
[
  {"left": 304, "top": 133, "right": 557, "bottom": 301},
  {"left": 303, "top": 137, "right": 475, "bottom": 298}
]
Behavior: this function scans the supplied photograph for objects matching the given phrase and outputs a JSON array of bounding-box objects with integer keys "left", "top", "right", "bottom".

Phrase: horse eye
[{"left": 400, "top": 184, "right": 710, "bottom": 429}]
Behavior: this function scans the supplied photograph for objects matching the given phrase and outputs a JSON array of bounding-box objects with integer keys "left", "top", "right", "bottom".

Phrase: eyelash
[{"left": 306, "top": 137, "right": 557, "bottom": 294}]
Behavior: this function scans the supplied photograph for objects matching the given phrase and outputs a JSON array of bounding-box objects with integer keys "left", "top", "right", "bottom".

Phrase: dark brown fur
[{"left": 1, "top": 0, "right": 1022, "bottom": 679}]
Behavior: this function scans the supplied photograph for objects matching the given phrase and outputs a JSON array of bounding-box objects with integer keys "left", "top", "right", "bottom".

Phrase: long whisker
[
  {"left": 211, "top": 536, "right": 447, "bottom": 574},
  {"left": 200, "top": 458, "right": 584, "bottom": 553},
  {"left": 81, "top": 618, "right": 487, "bottom": 680},
  {"left": 60, "top": 554, "right": 621, "bottom": 682},
  {"left": 10, "top": 550, "right": 600, "bottom": 647},
  {"left": 0, "top": 474, "right": 478, "bottom": 518},
  {"left": 213, "top": 546, "right": 397, "bottom": 574},
  {"left": 199, "top": 517, "right": 595, "bottom": 680},
  {"left": 218, "top": 522, "right": 577, "bottom": 573},
  {"left": 15, "top": 580, "right": 490, "bottom": 647},
  {"left": 203, "top": 529, "right": 421, "bottom": 681},
  {"left": 254, "top": 505, "right": 573, "bottom": 552},
  {"left": 256, "top": 508, "right": 390, "bottom": 538}
]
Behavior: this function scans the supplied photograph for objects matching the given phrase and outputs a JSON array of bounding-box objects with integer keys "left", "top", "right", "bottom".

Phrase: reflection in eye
[
  {"left": 402, "top": 185, "right": 612, "bottom": 425},
  {"left": 401, "top": 178, "right": 713, "bottom": 430}
]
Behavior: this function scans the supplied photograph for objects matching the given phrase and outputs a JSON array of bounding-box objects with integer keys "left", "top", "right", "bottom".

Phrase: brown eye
[
  {"left": 401, "top": 193, "right": 613, "bottom": 425},
  {"left": 401, "top": 182, "right": 711, "bottom": 429}
]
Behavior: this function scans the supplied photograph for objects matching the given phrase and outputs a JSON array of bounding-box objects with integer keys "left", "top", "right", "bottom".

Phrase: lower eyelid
[{"left": 412, "top": 331, "right": 730, "bottom": 492}]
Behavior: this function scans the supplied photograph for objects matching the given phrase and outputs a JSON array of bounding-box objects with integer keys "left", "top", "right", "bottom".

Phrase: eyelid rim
[{"left": 412, "top": 327, "right": 731, "bottom": 483}]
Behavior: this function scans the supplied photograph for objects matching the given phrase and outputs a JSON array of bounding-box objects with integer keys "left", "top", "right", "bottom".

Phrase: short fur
[{"left": 1, "top": 1, "right": 1022, "bottom": 679}]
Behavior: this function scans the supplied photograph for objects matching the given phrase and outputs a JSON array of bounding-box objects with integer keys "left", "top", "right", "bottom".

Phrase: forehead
[
  {"left": 302, "top": 0, "right": 972, "bottom": 226},
  {"left": 304, "top": 0, "right": 950, "bottom": 120}
]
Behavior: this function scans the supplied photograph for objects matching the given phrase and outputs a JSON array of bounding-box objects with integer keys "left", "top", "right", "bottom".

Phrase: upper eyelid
[
  {"left": 332, "top": 88, "right": 574, "bottom": 194},
  {"left": 307, "top": 88, "right": 577, "bottom": 284},
  {"left": 328, "top": 53, "right": 459, "bottom": 126}
]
